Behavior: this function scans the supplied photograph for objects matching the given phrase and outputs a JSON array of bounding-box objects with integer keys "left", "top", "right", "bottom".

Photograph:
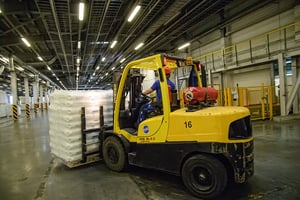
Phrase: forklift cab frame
[{"left": 114, "top": 54, "right": 202, "bottom": 142}]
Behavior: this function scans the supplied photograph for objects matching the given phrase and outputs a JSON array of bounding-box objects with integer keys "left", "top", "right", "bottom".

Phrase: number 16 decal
[{"left": 184, "top": 121, "right": 192, "bottom": 128}]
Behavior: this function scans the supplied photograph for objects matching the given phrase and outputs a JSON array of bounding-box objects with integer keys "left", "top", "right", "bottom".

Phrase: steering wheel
[
  {"left": 136, "top": 93, "right": 152, "bottom": 104},
  {"left": 141, "top": 93, "right": 152, "bottom": 101}
]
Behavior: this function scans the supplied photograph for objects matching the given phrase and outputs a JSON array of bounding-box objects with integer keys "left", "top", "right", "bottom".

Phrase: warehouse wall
[
  {"left": 231, "top": 66, "right": 272, "bottom": 88},
  {"left": 185, "top": 0, "right": 300, "bottom": 89},
  {"left": 213, "top": 66, "right": 271, "bottom": 88},
  {"left": 190, "top": 0, "right": 297, "bottom": 57},
  {"left": 175, "top": 0, "right": 300, "bottom": 115},
  {"left": 228, "top": 1, "right": 295, "bottom": 42}
]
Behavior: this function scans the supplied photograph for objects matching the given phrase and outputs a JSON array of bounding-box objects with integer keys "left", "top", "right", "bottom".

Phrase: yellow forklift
[{"left": 100, "top": 54, "right": 253, "bottom": 199}]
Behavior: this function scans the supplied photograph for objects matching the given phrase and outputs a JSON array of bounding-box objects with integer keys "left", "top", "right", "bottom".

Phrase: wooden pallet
[{"left": 54, "top": 154, "right": 102, "bottom": 168}]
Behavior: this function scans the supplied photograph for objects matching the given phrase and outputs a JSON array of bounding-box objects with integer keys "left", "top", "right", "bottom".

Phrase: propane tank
[{"left": 183, "top": 87, "right": 218, "bottom": 105}]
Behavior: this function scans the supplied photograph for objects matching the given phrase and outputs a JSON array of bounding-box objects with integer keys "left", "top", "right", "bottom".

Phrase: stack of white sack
[
  {"left": 0, "top": 105, "right": 6, "bottom": 117},
  {"left": 0, "top": 90, "right": 8, "bottom": 117},
  {"left": 0, "top": 90, "right": 7, "bottom": 104},
  {"left": 49, "top": 90, "right": 113, "bottom": 162}
]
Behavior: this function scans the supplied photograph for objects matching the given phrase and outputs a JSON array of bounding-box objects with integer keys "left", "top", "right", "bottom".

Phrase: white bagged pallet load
[
  {"left": 0, "top": 90, "right": 8, "bottom": 104},
  {"left": 49, "top": 90, "right": 113, "bottom": 162},
  {"left": 0, "top": 90, "right": 7, "bottom": 117},
  {"left": 0, "top": 104, "right": 7, "bottom": 118},
  {"left": 19, "top": 96, "right": 32, "bottom": 110}
]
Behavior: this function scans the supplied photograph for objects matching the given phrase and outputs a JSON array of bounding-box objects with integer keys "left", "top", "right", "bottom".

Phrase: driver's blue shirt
[{"left": 150, "top": 79, "right": 175, "bottom": 102}]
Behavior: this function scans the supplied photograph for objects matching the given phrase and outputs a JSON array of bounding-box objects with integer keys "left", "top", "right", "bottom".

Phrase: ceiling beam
[{"left": 0, "top": 34, "right": 50, "bottom": 47}]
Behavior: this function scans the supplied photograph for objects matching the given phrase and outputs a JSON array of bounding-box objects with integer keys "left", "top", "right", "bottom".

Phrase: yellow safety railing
[
  {"left": 194, "top": 21, "right": 300, "bottom": 69},
  {"left": 224, "top": 84, "right": 279, "bottom": 120}
]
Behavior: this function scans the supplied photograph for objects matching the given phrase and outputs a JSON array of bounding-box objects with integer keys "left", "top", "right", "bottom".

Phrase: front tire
[
  {"left": 102, "top": 136, "right": 127, "bottom": 172},
  {"left": 181, "top": 154, "right": 227, "bottom": 199}
]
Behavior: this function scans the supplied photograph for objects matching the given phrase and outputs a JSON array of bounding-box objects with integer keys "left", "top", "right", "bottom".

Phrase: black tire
[
  {"left": 181, "top": 154, "right": 227, "bottom": 199},
  {"left": 102, "top": 136, "right": 127, "bottom": 172}
]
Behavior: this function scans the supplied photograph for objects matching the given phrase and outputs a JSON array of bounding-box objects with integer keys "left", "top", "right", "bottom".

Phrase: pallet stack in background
[
  {"left": 49, "top": 90, "right": 113, "bottom": 163},
  {"left": 19, "top": 96, "right": 33, "bottom": 111},
  {"left": 0, "top": 90, "right": 9, "bottom": 118}
]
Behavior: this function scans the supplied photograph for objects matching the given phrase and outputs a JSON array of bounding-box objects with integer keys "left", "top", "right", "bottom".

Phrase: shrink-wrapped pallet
[
  {"left": 0, "top": 104, "right": 7, "bottom": 118},
  {"left": 19, "top": 96, "right": 33, "bottom": 110},
  {"left": 0, "top": 90, "right": 8, "bottom": 104},
  {"left": 49, "top": 90, "right": 113, "bottom": 162},
  {"left": 3, "top": 105, "right": 21, "bottom": 117}
]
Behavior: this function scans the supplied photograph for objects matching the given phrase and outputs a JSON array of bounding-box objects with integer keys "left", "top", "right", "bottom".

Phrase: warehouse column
[
  {"left": 9, "top": 56, "right": 18, "bottom": 120},
  {"left": 47, "top": 88, "right": 51, "bottom": 107},
  {"left": 24, "top": 77, "right": 30, "bottom": 118},
  {"left": 278, "top": 53, "right": 287, "bottom": 116},
  {"left": 45, "top": 81, "right": 50, "bottom": 110},
  {"left": 39, "top": 84, "right": 44, "bottom": 112},
  {"left": 286, "top": 57, "right": 300, "bottom": 115},
  {"left": 44, "top": 86, "right": 48, "bottom": 111},
  {"left": 33, "top": 75, "right": 39, "bottom": 113},
  {"left": 292, "top": 58, "right": 299, "bottom": 114}
]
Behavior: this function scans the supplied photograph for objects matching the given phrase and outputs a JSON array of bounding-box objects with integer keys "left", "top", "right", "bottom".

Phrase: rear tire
[
  {"left": 102, "top": 136, "right": 127, "bottom": 172},
  {"left": 181, "top": 154, "right": 227, "bottom": 199}
]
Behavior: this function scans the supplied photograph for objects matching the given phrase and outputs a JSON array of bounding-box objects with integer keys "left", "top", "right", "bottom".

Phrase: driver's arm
[
  {"left": 143, "top": 80, "right": 159, "bottom": 95},
  {"left": 143, "top": 88, "right": 153, "bottom": 95}
]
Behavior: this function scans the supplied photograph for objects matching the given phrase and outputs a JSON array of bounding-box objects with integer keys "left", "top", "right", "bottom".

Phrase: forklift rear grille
[{"left": 229, "top": 116, "right": 252, "bottom": 140}]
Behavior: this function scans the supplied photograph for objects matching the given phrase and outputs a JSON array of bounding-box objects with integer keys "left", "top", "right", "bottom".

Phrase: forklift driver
[{"left": 142, "top": 66, "right": 175, "bottom": 102}]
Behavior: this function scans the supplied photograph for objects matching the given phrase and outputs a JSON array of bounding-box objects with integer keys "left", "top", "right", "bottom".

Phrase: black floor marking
[{"left": 34, "top": 158, "right": 54, "bottom": 200}]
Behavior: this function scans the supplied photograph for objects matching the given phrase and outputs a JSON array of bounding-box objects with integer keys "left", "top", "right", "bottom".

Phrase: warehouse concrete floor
[{"left": 0, "top": 112, "right": 300, "bottom": 200}]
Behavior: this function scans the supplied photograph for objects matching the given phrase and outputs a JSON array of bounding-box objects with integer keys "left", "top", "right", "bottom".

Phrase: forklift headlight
[{"left": 229, "top": 116, "right": 252, "bottom": 140}]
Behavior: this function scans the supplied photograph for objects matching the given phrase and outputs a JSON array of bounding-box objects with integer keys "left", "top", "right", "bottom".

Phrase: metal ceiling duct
[{"left": 13, "top": 55, "right": 61, "bottom": 89}]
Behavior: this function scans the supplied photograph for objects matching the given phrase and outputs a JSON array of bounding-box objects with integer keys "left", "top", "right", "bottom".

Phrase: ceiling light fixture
[
  {"left": 0, "top": 56, "right": 8, "bottom": 63},
  {"left": 77, "top": 41, "right": 81, "bottom": 49},
  {"left": 77, "top": 66, "right": 80, "bottom": 71},
  {"left": 101, "top": 57, "right": 105, "bottom": 62},
  {"left": 110, "top": 40, "right": 117, "bottom": 48},
  {"left": 21, "top": 37, "right": 31, "bottom": 47},
  {"left": 47, "top": 66, "right": 51, "bottom": 71},
  {"left": 134, "top": 42, "right": 144, "bottom": 50},
  {"left": 178, "top": 42, "right": 190, "bottom": 50},
  {"left": 112, "top": 67, "right": 115, "bottom": 70},
  {"left": 76, "top": 58, "right": 80, "bottom": 64},
  {"left": 96, "top": 66, "right": 100, "bottom": 70},
  {"left": 38, "top": 56, "right": 43, "bottom": 61},
  {"left": 79, "top": 2, "right": 85, "bottom": 21},
  {"left": 128, "top": 5, "right": 141, "bottom": 22},
  {"left": 120, "top": 58, "right": 125, "bottom": 63},
  {"left": 0, "top": 9, "right": 2, "bottom": 14},
  {"left": 90, "top": 41, "right": 109, "bottom": 45},
  {"left": 15, "top": 66, "right": 24, "bottom": 71}
]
